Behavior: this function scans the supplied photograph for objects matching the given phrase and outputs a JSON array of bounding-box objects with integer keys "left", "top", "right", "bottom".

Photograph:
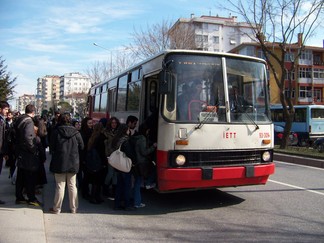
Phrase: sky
[{"left": 1, "top": 0, "right": 323, "bottom": 108}]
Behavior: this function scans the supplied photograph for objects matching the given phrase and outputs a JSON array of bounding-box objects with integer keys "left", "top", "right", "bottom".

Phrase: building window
[
  {"left": 195, "top": 35, "right": 208, "bottom": 43},
  {"left": 313, "top": 53, "right": 322, "bottom": 65},
  {"left": 202, "top": 23, "right": 208, "bottom": 29},
  {"left": 284, "top": 52, "right": 295, "bottom": 62},
  {"left": 300, "top": 50, "right": 312, "bottom": 61},
  {"left": 299, "top": 86, "right": 312, "bottom": 98},
  {"left": 257, "top": 50, "right": 266, "bottom": 59},
  {"left": 284, "top": 88, "right": 295, "bottom": 98},
  {"left": 203, "top": 35, "right": 208, "bottom": 42},
  {"left": 213, "top": 36, "right": 219, "bottom": 44},
  {"left": 299, "top": 67, "right": 312, "bottom": 78},
  {"left": 285, "top": 69, "right": 295, "bottom": 80},
  {"left": 314, "top": 89, "right": 321, "bottom": 102},
  {"left": 196, "top": 35, "right": 202, "bottom": 42},
  {"left": 246, "top": 46, "right": 255, "bottom": 56},
  {"left": 314, "top": 68, "right": 324, "bottom": 79}
]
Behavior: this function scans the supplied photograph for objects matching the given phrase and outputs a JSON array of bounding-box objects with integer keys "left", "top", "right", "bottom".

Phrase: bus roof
[{"left": 90, "top": 49, "right": 267, "bottom": 90}]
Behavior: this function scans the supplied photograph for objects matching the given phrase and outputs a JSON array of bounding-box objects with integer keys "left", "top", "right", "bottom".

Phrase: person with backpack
[
  {"left": 14, "top": 104, "right": 42, "bottom": 206},
  {"left": 132, "top": 123, "right": 157, "bottom": 208}
]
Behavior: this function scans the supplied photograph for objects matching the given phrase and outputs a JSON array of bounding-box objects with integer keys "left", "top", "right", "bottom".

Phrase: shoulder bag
[{"left": 108, "top": 145, "right": 132, "bottom": 173}]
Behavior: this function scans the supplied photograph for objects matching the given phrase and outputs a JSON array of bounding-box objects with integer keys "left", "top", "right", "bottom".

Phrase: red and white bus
[{"left": 88, "top": 50, "right": 275, "bottom": 192}]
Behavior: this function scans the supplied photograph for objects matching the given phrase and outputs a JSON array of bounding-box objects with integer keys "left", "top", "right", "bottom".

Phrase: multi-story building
[
  {"left": 169, "top": 14, "right": 257, "bottom": 52},
  {"left": 37, "top": 75, "right": 60, "bottom": 112},
  {"left": 229, "top": 34, "right": 324, "bottom": 105},
  {"left": 60, "top": 72, "right": 91, "bottom": 114},
  {"left": 17, "top": 94, "right": 36, "bottom": 114}
]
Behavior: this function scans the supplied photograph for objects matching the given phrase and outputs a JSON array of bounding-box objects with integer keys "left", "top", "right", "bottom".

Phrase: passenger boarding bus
[
  {"left": 271, "top": 105, "right": 324, "bottom": 145},
  {"left": 88, "top": 50, "right": 275, "bottom": 192}
]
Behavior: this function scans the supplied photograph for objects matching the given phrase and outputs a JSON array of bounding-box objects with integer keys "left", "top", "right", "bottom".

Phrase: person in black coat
[
  {"left": 14, "top": 104, "right": 41, "bottom": 206},
  {"left": 86, "top": 122, "right": 107, "bottom": 204},
  {"left": 0, "top": 100, "right": 10, "bottom": 204},
  {"left": 49, "top": 114, "right": 84, "bottom": 214},
  {"left": 79, "top": 117, "right": 93, "bottom": 199}
]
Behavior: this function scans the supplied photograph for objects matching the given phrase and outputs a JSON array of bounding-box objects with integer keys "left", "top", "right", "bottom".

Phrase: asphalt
[{"left": 0, "top": 152, "right": 323, "bottom": 243}]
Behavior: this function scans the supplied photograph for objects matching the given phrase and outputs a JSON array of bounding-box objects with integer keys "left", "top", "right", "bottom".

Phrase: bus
[
  {"left": 88, "top": 50, "right": 275, "bottom": 192},
  {"left": 271, "top": 105, "right": 324, "bottom": 145}
]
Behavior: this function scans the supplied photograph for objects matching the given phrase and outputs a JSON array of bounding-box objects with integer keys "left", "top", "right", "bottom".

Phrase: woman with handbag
[
  {"left": 111, "top": 124, "right": 134, "bottom": 210},
  {"left": 102, "top": 117, "right": 120, "bottom": 200}
]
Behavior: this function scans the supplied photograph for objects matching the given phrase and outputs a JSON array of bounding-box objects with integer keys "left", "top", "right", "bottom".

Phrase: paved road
[
  {"left": 1, "top": 152, "right": 324, "bottom": 243},
  {"left": 43, "top": 153, "right": 324, "bottom": 243}
]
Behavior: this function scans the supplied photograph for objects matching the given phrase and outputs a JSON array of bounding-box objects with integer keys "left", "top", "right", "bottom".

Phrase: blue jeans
[
  {"left": 115, "top": 171, "right": 132, "bottom": 208},
  {"left": 133, "top": 176, "right": 143, "bottom": 206}
]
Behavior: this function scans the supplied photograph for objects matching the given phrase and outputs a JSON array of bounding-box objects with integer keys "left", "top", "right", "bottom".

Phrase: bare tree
[
  {"left": 113, "top": 50, "right": 137, "bottom": 74},
  {"left": 85, "top": 49, "right": 136, "bottom": 85},
  {"left": 223, "top": 0, "right": 324, "bottom": 148},
  {"left": 169, "top": 20, "right": 197, "bottom": 49},
  {"left": 126, "top": 19, "right": 172, "bottom": 60},
  {"left": 85, "top": 61, "right": 110, "bottom": 85}
]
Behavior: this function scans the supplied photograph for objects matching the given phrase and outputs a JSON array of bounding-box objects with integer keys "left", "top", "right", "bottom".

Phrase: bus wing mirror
[{"left": 159, "top": 71, "right": 172, "bottom": 94}]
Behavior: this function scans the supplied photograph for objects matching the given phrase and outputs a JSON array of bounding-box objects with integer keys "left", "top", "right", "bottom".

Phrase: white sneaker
[
  {"left": 145, "top": 183, "right": 156, "bottom": 189},
  {"left": 134, "top": 203, "right": 146, "bottom": 208}
]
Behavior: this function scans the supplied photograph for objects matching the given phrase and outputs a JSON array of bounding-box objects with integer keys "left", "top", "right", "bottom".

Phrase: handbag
[{"left": 108, "top": 145, "right": 132, "bottom": 173}]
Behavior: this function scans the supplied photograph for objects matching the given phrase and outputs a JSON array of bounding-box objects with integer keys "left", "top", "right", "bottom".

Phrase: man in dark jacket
[
  {"left": 15, "top": 104, "right": 41, "bottom": 206},
  {"left": 49, "top": 114, "right": 84, "bottom": 214},
  {"left": 0, "top": 100, "right": 10, "bottom": 204}
]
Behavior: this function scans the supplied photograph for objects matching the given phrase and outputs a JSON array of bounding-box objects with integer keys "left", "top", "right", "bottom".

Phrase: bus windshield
[{"left": 163, "top": 54, "right": 271, "bottom": 124}]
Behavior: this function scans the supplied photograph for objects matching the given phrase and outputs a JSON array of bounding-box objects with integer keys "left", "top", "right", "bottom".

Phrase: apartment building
[
  {"left": 169, "top": 14, "right": 257, "bottom": 52},
  {"left": 17, "top": 94, "right": 36, "bottom": 114},
  {"left": 60, "top": 72, "right": 91, "bottom": 113},
  {"left": 36, "top": 75, "right": 60, "bottom": 112},
  {"left": 229, "top": 35, "right": 324, "bottom": 105}
]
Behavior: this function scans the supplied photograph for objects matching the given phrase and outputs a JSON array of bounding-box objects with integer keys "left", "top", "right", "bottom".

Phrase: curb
[{"left": 274, "top": 153, "right": 324, "bottom": 168}]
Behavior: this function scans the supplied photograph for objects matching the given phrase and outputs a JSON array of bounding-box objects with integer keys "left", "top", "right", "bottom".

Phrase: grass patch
[{"left": 274, "top": 145, "right": 324, "bottom": 159}]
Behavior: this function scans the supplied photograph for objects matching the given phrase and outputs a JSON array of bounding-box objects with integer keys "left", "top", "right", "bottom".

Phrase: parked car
[
  {"left": 313, "top": 137, "right": 324, "bottom": 152},
  {"left": 274, "top": 125, "right": 298, "bottom": 146}
]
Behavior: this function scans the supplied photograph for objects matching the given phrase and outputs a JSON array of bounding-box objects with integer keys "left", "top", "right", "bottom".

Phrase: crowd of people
[{"left": 0, "top": 100, "right": 157, "bottom": 213}]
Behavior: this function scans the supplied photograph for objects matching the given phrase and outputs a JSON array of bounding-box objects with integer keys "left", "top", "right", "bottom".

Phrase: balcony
[
  {"left": 298, "top": 97, "right": 313, "bottom": 103},
  {"left": 298, "top": 77, "right": 312, "bottom": 84}
]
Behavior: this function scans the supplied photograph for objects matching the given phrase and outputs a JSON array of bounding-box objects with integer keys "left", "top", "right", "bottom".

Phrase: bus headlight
[
  {"left": 175, "top": 154, "right": 186, "bottom": 166},
  {"left": 262, "top": 151, "right": 271, "bottom": 162}
]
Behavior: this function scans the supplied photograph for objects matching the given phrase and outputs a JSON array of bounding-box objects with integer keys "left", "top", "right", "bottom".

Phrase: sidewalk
[{"left": 0, "top": 162, "right": 46, "bottom": 243}]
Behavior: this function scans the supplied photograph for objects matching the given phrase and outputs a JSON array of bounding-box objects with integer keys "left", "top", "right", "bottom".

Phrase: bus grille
[{"left": 169, "top": 150, "right": 272, "bottom": 168}]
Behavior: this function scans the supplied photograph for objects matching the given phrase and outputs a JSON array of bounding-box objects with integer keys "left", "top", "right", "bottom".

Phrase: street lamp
[{"left": 93, "top": 42, "right": 113, "bottom": 77}]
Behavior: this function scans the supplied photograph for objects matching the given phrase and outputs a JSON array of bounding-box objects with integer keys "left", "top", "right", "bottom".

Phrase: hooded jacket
[{"left": 50, "top": 125, "right": 84, "bottom": 174}]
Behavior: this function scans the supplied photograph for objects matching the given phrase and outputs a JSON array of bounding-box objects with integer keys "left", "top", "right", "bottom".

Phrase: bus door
[{"left": 143, "top": 77, "right": 159, "bottom": 144}]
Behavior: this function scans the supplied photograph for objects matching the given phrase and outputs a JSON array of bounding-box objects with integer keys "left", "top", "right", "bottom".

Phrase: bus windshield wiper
[
  {"left": 243, "top": 109, "right": 259, "bottom": 131},
  {"left": 188, "top": 106, "right": 217, "bottom": 136}
]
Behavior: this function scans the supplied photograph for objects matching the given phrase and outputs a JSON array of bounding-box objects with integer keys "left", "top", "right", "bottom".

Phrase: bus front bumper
[{"left": 157, "top": 163, "right": 275, "bottom": 192}]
